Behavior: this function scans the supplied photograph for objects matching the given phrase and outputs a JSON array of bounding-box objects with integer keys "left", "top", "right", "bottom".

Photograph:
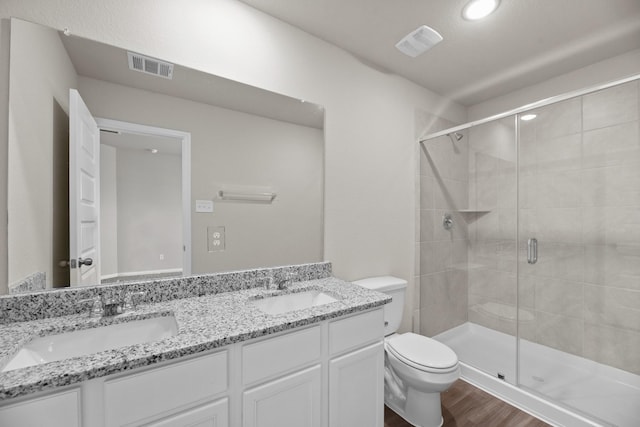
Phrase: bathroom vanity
[{"left": 0, "top": 263, "right": 390, "bottom": 427}]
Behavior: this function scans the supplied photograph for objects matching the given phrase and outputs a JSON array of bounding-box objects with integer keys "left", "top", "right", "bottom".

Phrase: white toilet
[{"left": 353, "top": 276, "right": 460, "bottom": 427}]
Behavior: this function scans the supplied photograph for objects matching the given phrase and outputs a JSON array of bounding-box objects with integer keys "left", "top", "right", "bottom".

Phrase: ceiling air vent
[
  {"left": 395, "top": 25, "right": 443, "bottom": 58},
  {"left": 127, "top": 52, "right": 174, "bottom": 79}
]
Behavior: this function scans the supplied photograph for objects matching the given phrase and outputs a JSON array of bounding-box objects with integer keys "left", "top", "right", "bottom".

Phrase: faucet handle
[
  {"left": 79, "top": 297, "right": 102, "bottom": 318},
  {"left": 273, "top": 271, "right": 298, "bottom": 290},
  {"left": 124, "top": 291, "right": 147, "bottom": 311}
]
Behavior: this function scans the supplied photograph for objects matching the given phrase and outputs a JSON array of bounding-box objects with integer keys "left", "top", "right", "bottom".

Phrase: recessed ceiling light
[
  {"left": 520, "top": 114, "right": 537, "bottom": 121},
  {"left": 462, "top": 0, "right": 500, "bottom": 21}
]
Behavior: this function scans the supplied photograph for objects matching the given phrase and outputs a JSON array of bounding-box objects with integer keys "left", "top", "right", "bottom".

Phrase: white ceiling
[{"left": 239, "top": 0, "right": 640, "bottom": 106}]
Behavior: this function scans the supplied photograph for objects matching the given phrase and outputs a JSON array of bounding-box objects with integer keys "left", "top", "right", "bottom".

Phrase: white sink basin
[
  {"left": 1, "top": 316, "right": 178, "bottom": 372},
  {"left": 249, "top": 290, "right": 338, "bottom": 315}
]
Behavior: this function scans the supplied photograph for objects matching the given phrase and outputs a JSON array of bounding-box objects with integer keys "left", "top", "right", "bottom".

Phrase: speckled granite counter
[{"left": 0, "top": 274, "right": 390, "bottom": 401}]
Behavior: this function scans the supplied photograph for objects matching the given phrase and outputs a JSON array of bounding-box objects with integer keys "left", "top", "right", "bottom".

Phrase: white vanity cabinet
[
  {"left": 103, "top": 351, "right": 229, "bottom": 427},
  {"left": 243, "top": 365, "right": 322, "bottom": 427},
  {"left": 0, "top": 307, "right": 385, "bottom": 427},
  {"left": 328, "top": 309, "right": 385, "bottom": 427},
  {"left": 241, "top": 326, "right": 323, "bottom": 427}
]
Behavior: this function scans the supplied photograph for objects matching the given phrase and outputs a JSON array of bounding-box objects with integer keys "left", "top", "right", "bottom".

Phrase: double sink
[{"left": 1, "top": 288, "right": 338, "bottom": 373}]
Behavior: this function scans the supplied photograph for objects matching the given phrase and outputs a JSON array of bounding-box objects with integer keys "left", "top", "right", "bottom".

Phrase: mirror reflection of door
[
  {"left": 68, "top": 89, "right": 101, "bottom": 286},
  {"left": 99, "top": 128, "right": 183, "bottom": 284}
]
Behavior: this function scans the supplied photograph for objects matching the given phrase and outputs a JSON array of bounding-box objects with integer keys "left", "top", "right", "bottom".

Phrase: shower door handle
[{"left": 527, "top": 238, "right": 538, "bottom": 264}]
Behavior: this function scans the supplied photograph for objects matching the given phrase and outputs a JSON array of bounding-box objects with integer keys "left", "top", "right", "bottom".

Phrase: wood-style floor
[{"left": 384, "top": 380, "right": 550, "bottom": 427}]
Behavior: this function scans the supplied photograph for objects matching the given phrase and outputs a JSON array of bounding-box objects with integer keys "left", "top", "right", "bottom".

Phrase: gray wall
[
  {"left": 115, "top": 147, "right": 182, "bottom": 275},
  {"left": 100, "top": 145, "right": 118, "bottom": 277},
  {"left": 7, "top": 19, "right": 77, "bottom": 289}
]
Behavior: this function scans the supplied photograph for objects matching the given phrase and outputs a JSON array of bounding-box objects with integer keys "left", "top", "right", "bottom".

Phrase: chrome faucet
[
  {"left": 80, "top": 290, "right": 146, "bottom": 317},
  {"left": 270, "top": 271, "right": 298, "bottom": 291}
]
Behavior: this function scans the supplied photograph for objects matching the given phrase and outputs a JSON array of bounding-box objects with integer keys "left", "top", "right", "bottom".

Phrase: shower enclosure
[{"left": 418, "top": 75, "right": 640, "bottom": 427}]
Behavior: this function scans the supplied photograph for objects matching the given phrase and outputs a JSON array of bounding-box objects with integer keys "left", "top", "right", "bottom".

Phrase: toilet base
[
  {"left": 405, "top": 387, "right": 443, "bottom": 427},
  {"left": 385, "top": 389, "right": 443, "bottom": 427}
]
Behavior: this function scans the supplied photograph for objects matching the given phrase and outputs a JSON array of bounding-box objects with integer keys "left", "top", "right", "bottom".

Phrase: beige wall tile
[
  {"left": 584, "top": 324, "right": 640, "bottom": 375},
  {"left": 468, "top": 294, "right": 517, "bottom": 335},
  {"left": 535, "top": 97, "right": 582, "bottom": 140},
  {"left": 536, "top": 207, "right": 582, "bottom": 244},
  {"left": 585, "top": 284, "right": 640, "bottom": 332},
  {"left": 537, "top": 170, "right": 582, "bottom": 209},
  {"left": 420, "top": 271, "right": 467, "bottom": 337},
  {"left": 584, "top": 244, "right": 640, "bottom": 290},
  {"left": 535, "top": 278, "right": 584, "bottom": 318},
  {"left": 496, "top": 240, "right": 517, "bottom": 273},
  {"left": 534, "top": 311, "right": 583, "bottom": 356},
  {"left": 583, "top": 121, "right": 640, "bottom": 168},
  {"left": 420, "top": 210, "right": 434, "bottom": 242},
  {"left": 435, "top": 177, "right": 467, "bottom": 210},
  {"left": 420, "top": 241, "right": 452, "bottom": 274},
  {"left": 583, "top": 81, "right": 638, "bottom": 131},
  {"left": 536, "top": 133, "right": 582, "bottom": 173},
  {"left": 420, "top": 175, "right": 435, "bottom": 209}
]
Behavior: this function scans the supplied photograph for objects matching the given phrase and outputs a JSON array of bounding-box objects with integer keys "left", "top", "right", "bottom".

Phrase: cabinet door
[
  {"left": 145, "top": 398, "right": 228, "bottom": 427},
  {"left": 0, "top": 388, "right": 81, "bottom": 427},
  {"left": 105, "top": 351, "right": 227, "bottom": 426},
  {"left": 329, "top": 342, "right": 384, "bottom": 427},
  {"left": 242, "top": 365, "right": 321, "bottom": 427}
]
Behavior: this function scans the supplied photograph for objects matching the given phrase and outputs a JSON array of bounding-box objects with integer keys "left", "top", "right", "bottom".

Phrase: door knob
[
  {"left": 78, "top": 257, "right": 93, "bottom": 266},
  {"left": 61, "top": 258, "right": 93, "bottom": 268}
]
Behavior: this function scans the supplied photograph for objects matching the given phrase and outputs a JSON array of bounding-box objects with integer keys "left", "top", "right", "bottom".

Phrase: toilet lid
[{"left": 386, "top": 333, "right": 458, "bottom": 371}]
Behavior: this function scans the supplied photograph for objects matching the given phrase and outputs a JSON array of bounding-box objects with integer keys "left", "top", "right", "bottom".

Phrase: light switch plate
[{"left": 195, "top": 200, "right": 214, "bottom": 213}]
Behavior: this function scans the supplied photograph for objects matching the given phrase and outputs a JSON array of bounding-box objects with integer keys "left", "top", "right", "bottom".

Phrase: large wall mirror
[{"left": 6, "top": 18, "right": 325, "bottom": 294}]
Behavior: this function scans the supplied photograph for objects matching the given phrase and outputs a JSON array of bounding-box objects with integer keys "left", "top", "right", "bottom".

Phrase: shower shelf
[{"left": 457, "top": 209, "right": 491, "bottom": 213}]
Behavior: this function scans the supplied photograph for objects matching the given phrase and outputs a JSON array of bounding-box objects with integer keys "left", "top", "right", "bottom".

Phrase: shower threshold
[{"left": 435, "top": 322, "right": 640, "bottom": 427}]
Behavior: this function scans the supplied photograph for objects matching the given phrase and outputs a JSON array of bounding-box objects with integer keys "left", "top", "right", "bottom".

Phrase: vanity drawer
[
  {"left": 0, "top": 388, "right": 81, "bottom": 427},
  {"left": 329, "top": 308, "right": 384, "bottom": 356},
  {"left": 104, "top": 350, "right": 228, "bottom": 427},
  {"left": 242, "top": 325, "right": 321, "bottom": 385}
]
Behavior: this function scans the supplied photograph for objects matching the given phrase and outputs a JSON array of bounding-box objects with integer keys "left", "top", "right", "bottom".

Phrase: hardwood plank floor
[{"left": 384, "top": 380, "right": 550, "bottom": 427}]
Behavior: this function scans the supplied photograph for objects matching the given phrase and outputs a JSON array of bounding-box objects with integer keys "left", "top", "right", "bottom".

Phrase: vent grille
[
  {"left": 127, "top": 52, "right": 174, "bottom": 79},
  {"left": 395, "top": 25, "right": 443, "bottom": 58}
]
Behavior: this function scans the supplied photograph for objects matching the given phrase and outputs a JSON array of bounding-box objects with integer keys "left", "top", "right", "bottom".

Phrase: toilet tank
[{"left": 352, "top": 276, "right": 407, "bottom": 336}]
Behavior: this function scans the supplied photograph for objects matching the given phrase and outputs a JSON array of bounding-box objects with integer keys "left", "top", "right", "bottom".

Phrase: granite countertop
[{"left": 0, "top": 277, "right": 390, "bottom": 401}]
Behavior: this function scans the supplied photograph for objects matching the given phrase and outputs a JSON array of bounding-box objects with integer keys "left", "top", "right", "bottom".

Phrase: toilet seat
[{"left": 386, "top": 333, "right": 458, "bottom": 374}]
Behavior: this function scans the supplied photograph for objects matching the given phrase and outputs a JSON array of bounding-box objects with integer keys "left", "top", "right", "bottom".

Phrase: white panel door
[
  {"left": 242, "top": 365, "right": 321, "bottom": 427},
  {"left": 69, "top": 89, "right": 100, "bottom": 286},
  {"left": 329, "top": 342, "right": 384, "bottom": 427}
]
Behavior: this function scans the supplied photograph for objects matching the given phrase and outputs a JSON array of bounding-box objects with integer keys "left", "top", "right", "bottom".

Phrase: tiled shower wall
[
  {"left": 466, "top": 117, "right": 518, "bottom": 335},
  {"left": 416, "top": 111, "right": 469, "bottom": 337},
  {"left": 451, "top": 80, "right": 640, "bottom": 375},
  {"left": 518, "top": 80, "right": 640, "bottom": 375}
]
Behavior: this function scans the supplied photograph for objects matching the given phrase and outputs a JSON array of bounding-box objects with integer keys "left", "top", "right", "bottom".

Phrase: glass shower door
[
  {"left": 464, "top": 117, "right": 518, "bottom": 385},
  {"left": 516, "top": 80, "right": 640, "bottom": 426}
]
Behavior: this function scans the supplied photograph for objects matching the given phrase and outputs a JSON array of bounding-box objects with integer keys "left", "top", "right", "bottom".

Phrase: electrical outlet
[
  {"left": 159, "top": 254, "right": 164, "bottom": 260},
  {"left": 207, "top": 226, "right": 225, "bottom": 252}
]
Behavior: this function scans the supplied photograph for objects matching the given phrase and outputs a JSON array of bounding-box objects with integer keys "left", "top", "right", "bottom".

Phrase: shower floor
[{"left": 435, "top": 322, "right": 640, "bottom": 427}]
